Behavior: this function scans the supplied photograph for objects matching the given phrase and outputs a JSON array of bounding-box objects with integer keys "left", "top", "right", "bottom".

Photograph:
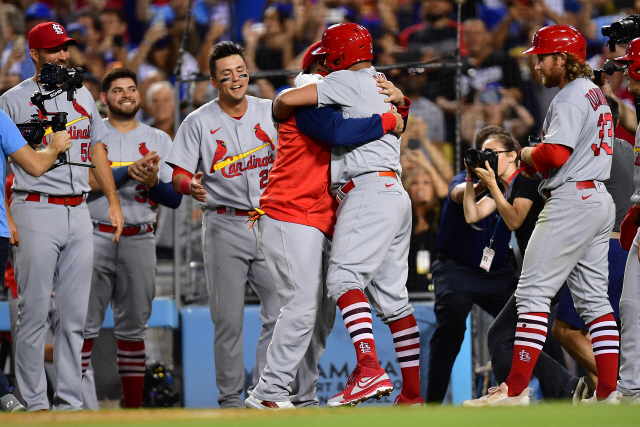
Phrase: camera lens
[
  {"left": 610, "top": 19, "right": 637, "bottom": 40},
  {"left": 464, "top": 148, "right": 482, "bottom": 168}
]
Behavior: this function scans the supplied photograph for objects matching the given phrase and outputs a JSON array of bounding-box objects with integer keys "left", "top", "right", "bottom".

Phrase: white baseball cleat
[
  {"left": 245, "top": 395, "right": 295, "bottom": 409},
  {"left": 572, "top": 377, "right": 589, "bottom": 405},
  {"left": 620, "top": 392, "right": 640, "bottom": 404},
  {"left": 581, "top": 390, "right": 621, "bottom": 404},
  {"left": 461, "top": 383, "right": 531, "bottom": 407}
]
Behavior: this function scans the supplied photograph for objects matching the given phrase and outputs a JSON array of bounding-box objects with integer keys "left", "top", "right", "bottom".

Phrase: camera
[
  {"left": 464, "top": 148, "right": 499, "bottom": 179},
  {"left": 38, "top": 63, "right": 84, "bottom": 93},
  {"left": 602, "top": 14, "right": 640, "bottom": 51}
]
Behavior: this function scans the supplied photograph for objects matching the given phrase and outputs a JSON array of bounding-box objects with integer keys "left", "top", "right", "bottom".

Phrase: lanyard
[{"left": 487, "top": 172, "right": 517, "bottom": 250}]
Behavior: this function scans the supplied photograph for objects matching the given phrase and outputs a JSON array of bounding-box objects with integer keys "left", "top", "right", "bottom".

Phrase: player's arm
[
  {"left": 295, "top": 107, "right": 405, "bottom": 146},
  {"left": 273, "top": 84, "right": 319, "bottom": 120},
  {"left": 8, "top": 131, "right": 72, "bottom": 177},
  {"left": 598, "top": 80, "right": 637, "bottom": 135},
  {"left": 91, "top": 142, "right": 124, "bottom": 242},
  {"left": 170, "top": 165, "right": 206, "bottom": 202},
  {"left": 520, "top": 143, "right": 572, "bottom": 173}
]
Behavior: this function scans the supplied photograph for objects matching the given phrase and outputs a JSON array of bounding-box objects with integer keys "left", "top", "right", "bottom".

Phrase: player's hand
[
  {"left": 8, "top": 214, "right": 18, "bottom": 246},
  {"left": 48, "top": 130, "right": 72, "bottom": 154},
  {"left": 190, "top": 172, "right": 207, "bottom": 202},
  {"left": 108, "top": 204, "right": 124, "bottom": 243},
  {"left": 128, "top": 151, "right": 160, "bottom": 182},
  {"left": 377, "top": 80, "right": 406, "bottom": 106},
  {"left": 390, "top": 110, "right": 405, "bottom": 134}
]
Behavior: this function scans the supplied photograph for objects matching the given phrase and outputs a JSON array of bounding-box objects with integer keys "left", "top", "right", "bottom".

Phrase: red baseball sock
[
  {"left": 117, "top": 340, "right": 146, "bottom": 408},
  {"left": 588, "top": 313, "right": 619, "bottom": 399},
  {"left": 337, "top": 290, "right": 379, "bottom": 368},
  {"left": 389, "top": 314, "right": 421, "bottom": 399},
  {"left": 505, "top": 313, "right": 548, "bottom": 397},
  {"left": 81, "top": 339, "right": 93, "bottom": 379}
]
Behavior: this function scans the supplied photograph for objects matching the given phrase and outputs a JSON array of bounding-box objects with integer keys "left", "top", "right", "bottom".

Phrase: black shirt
[
  {"left": 506, "top": 172, "right": 544, "bottom": 253},
  {"left": 406, "top": 222, "right": 438, "bottom": 293},
  {"left": 461, "top": 51, "right": 523, "bottom": 99}
]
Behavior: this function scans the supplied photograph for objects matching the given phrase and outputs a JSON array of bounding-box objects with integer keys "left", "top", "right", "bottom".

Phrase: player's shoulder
[
  {"left": 246, "top": 95, "right": 273, "bottom": 111},
  {"left": 139, "top": 122, "right": 172, "bottom": 142},
  {"left": 0, "top": 78, "right": 36, "bottom": 100},
  {"left": 184, "top": 99, "right": 221, "bottom": 123}
]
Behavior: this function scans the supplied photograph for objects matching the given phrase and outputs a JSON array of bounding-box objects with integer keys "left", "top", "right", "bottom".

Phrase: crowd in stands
[{"left": 0, "top": 0, "right": 634, "bottom": 295}]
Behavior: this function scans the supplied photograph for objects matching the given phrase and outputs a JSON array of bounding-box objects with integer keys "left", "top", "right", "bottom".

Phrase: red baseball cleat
[
  {"left": 327, "top": 365, "right": 393, "bottom": 407},
  {"left": 393, "top": 393, "right": 425, "bottom": 406}
]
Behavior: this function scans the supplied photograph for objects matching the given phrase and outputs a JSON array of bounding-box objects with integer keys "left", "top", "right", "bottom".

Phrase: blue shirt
[
  {"left": 0, "top": 109, "right": 27, "bottom": 237},
  {"left": 436, "top": 171, "right": 511, "bottom": 271}
]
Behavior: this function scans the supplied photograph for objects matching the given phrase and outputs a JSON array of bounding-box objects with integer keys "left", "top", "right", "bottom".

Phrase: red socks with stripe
[
  {"left": 117, "top": 340, "right": 146, "bottom": 408},
  {"left": 337, "top": 290, "right": 379, "bottom": 368},
  {"left": 505, "top": 313, "right": 548, "bottom": 397},
  {"left": 589, "top": 314, "right": 619, "bottom": 399},
  {"left": 81, "top": 339, "right": 93, "bottom": 379},
  {"left": 389, "top": 314, "right": 421, "bottom": 399}
]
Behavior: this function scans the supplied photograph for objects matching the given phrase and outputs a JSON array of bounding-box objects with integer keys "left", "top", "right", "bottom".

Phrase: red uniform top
[{"left": 260, "top": 115, "right": 338, "bottom": 236}]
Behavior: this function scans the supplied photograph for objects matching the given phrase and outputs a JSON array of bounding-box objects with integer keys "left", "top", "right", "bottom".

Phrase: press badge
[
  {"left": 416, "top": 250, "right": 430, "bottom": 275},
  {"left": 480, "top": 247, "right": 495, "bottom": 272}
]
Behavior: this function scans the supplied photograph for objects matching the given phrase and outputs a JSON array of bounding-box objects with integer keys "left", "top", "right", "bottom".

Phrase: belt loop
[{"left": 228, "top": 207, "right": 235, "bottom": 216}]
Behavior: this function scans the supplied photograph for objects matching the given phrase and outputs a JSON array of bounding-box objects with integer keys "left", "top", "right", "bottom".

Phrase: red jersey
[{"left": 259, "top": 115, "right": 338, "bottom": 236}]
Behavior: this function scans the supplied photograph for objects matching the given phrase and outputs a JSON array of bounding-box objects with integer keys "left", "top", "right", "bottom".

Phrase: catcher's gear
[
  {"left": 620, "top": 205, "right": 640, "bottom": 251},
  {"left": 522, "top": 25, "right": 587, "bottom": 64},
  {"left": 615, "top": 37, "right": 640, "bottom": 80},
  {"left": 313, "top": 23, "right": 373, "bottom": 72}
]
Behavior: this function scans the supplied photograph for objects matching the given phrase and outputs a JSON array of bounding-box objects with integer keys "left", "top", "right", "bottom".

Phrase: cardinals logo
[
  {"left": 139, "top": 142, "right": 149, "bottom": 156},
  {"left": 254, "top": 123, "right": 275, "bottom": 151},
  {"left": 210, "top": 140, "right": 227, "bottom": 173},
  {"left": 104, "top": 145, "right": 112, "bottom": 165},
  {"left": 72, "top": 98, "right": 91, "bottom": 120}
]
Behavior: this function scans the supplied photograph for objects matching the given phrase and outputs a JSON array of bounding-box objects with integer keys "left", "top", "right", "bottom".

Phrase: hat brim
[
  {"left": 38, "top": 37, "right": 78, "bottom": 50},
  {"left": 312, "top": 46, "right": 329, "bottom": 56}
]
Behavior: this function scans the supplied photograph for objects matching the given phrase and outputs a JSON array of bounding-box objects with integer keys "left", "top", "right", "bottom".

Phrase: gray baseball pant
[
  {"left": 516, "top": 182, "right": 614, "bottom": 324},
  {"left": 617, "top": 228, "right": 640, "bottom": 395},
  {"left": 202, "top": 210, "right": 280, "bottom": 408},
  {"left": 11, "top": 197, "right": 94, "bottom": 411},
  {"left": 251, "top": 216, "right": 335, "bottom": 404},
  {"left": 327, "top": 172, "right": 414, "bottom": 324}
]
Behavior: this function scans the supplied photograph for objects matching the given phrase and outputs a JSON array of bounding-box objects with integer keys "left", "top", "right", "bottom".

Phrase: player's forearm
[
  {"left": 91, "top": 143, "right": 120, "bottom": 206},
  {"left": 149, "top": 180, "right": 182, "bottom": 208},
  {"left": 274, "top": 84, "right": 319, "bottom": 118},
  {"left": 519, "top": 147, "right": 535, "bottom": 168},
  {"left": 172, "top": 173, "right": 192, "bottom": 195}
]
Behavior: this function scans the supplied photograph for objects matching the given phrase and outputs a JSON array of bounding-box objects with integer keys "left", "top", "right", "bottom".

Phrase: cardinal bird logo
[
  {"left": 104, "top": 145, "right": 112, "bottom": 165},
  {"left": 138, "top": 142, "right": 149, "bottom": 156},
  {"left": 72, "top": 98, "right": 91, "bottom": 119},
  {"left": 210, "top": 140, "right": 227, "bottom": 173},
  {"left": 254, "top": 123, "right": 275, "bottom": 151}
]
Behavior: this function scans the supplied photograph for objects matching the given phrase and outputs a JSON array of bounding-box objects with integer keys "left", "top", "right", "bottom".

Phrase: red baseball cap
[
  {"left": 302, "top": 41, "right": 323, "bottom": 71},
  {"left": 28, "top": 22, "right": 78, "bottom": 50}
]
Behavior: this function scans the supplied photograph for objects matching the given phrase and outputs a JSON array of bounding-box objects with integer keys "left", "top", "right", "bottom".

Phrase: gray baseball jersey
[
  {"left": 0, "top": 79, "right": 108, "bottom": 195},
  {"left": 617, "top": 125, "right": 640, "bottom": 396},
  {"left": 88, "top": 120, "right": 173, "bottom": 226},
  {"left": 165, "top": 95, "right": 280, "bottom": 407},
  {"left": 315, "top": 67, "right": 401, "bottom": 193},
  {"left": 540, "top": 77, "right": 612, "bottom": 190},
  {"left": 165, "top": 95, "right": 276, "bottom": 210},
  {"left": 1, "top": 77, "right": 106, "bottom": 411}
]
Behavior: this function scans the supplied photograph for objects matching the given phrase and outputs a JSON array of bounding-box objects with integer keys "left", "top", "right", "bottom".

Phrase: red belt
[
  {"left": 543, "top": 181, "right": 596, "bottom": 199},
  {"left": 340, "top": 171, "right": 397, "bottom": 197},
  {"left": 25, "top": 193, "right": 84, "bottom": 206},
  {"left": 216, "top": 207, "right": 250, "bottom": 216},
  {"left": 97, "top": 223, "right": 154, "bottom": 236}
]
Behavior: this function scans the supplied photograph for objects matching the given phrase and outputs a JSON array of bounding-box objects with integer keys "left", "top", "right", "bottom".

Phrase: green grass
[{"left": 1, "top": 404, "right": 639, "bottom": 427}]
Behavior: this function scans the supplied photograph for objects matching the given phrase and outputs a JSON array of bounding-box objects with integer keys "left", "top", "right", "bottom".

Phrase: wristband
[
  {"left": 465, "top": 177, "right": 474, "bottom": 182},
  {"left": 180, "top": 177, "right": 191, "bottom": 195}
]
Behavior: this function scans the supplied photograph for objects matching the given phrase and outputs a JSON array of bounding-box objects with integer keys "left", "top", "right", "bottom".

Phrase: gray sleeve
[
  {"left": 315, "top": 71, "right": 360, "bottom": 108},
  {"left": 166, "top": 116, "right": 201, "bottom": 173},
  {"left": 158, "top": 131, "right": 174, "bottom": 182},
  {"left": 542, "top": 101, "right": 585, "bottom": 149},
  {"left": 90, "top": 101, "right": 109, "bottom": 146}
]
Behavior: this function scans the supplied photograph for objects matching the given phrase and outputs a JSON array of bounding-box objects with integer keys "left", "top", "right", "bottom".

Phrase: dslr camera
[
  {"left": 464, "top": 148, "right": 499, "bottom": 179},
  {"left": 602, "top": 15, "right": 640, "bottom": 51},
  {"left": 38, "top": 62, "right": 84, "bottom": 93}
]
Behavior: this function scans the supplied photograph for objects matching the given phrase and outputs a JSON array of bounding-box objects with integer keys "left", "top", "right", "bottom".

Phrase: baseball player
[
  {"left": 81, "top": 68, "right": 182, "bottom": 408},
  {"left": 166, "top": 42, "right": 281, "bottom": 408},
  {"left": 273, "top": 23, "right": 422, "bottom": 407},
  {"left": 468, "top": 25, "right": 618, "bottom": 405},
  {"left": 598, "top": 37, "right": 640, "bottom": 403},
  {"left": 246, "top": 43, "right": 407, "bottom": 409},
  {"left": 0, "top": 22, "right": 124, "bottom": 411}
]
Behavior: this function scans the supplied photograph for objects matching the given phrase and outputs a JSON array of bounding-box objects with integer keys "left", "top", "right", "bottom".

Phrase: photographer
[
  {"left": 426, "top": 126, "right": 519, "bottom": 403},
  {"left": 0, "top": 22, "right": 124, "bottom": 411}
]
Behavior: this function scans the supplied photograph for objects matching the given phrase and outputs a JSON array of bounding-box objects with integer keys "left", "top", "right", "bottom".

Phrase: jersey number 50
[{"left": 592, "top": 113, "right": 613, "bottom": 156}]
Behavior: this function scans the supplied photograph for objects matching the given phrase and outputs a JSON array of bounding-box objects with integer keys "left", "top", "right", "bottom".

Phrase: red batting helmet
[
  {"left": 522, "top": 25, "right": 587, "bottom": 64},
  {"left": 313, "top": 23, "right": 373, "bottom": 72},
  {"left": 615, "top": 37, "right": 640, "bottom": 80}
]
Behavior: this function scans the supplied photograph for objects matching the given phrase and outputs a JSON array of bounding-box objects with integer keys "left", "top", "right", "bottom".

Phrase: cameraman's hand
[
  {"left": 8, "top": 214, "right": 18, "bottom": 246},
  {"left": 474, "top": 161, "right": 498, "bottom": 190},
  {"left": 48, "top": 130, "right": 72, "bottom": 154},
  {"left": 597, "top": 77, "right": 613, "bottom": 96}
]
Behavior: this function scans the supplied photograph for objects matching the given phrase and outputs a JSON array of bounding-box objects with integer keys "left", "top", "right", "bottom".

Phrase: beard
[
  {"left": 541, "top": 68, "right": 563, "bottom": 88},
  {"left": 107, "top": 99, "right": 140, "bottom": 119}
]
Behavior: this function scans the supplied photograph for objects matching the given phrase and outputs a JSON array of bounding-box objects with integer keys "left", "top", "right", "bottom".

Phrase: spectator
[
  {"left": 461, "top": 87, "right": 534, "bottom": 145},
  {"left": 82, "top": 73, "right": 102, "bottom": 102},
  {"left": 147, "top": 81, "right": 175, "bottom": 139},
  {"left": 426, "top": 126, "right": 518, "bottom": 404},
  {"left": 76, "top": 12, "right": 103, "bottom": 53},
  {"left": 399, "top": 0, "right": 461, "bottom": 56},
  {"left": 99, "top": 8, "right": 130, "bottom": 64}
]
